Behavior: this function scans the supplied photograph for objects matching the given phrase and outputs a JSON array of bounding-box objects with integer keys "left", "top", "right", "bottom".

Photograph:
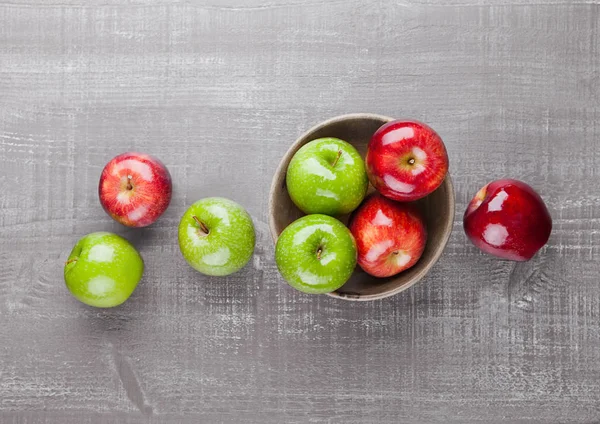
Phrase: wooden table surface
[{"left": 1, "top": 0, "right": 599, "bottom": 423}]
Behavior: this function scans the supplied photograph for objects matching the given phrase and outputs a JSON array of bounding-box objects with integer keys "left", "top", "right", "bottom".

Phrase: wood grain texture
[{"left": 0, "top": 0, "right": 599, "bottom": 422}]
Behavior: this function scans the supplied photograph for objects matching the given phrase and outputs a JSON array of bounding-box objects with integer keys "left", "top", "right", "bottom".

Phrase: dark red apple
[
  {"left": 99, "top": 152, "right": 172, "bottom": 227},
  {"left": 463, "top": 179, "right": 552, "bottom": 261},
  {"left": 366, "top": 120, "right": 449, "bottom": 202},
  {"left": 349, "top": 193, "right": 427, "bottom": 278}
]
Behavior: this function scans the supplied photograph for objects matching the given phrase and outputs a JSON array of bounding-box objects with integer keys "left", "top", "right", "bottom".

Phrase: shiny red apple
[
  {"left": 463, "top": 179, "right": 552, "bottom": 261},
  {"left": 366, "top": 119, "right": 449, "bottom": 202},
  {"left": 99, "top": 152, "right": 172, "bottom": 227},
  {"left": 349, "top": 193, "right": 427, "bottom": 278}
]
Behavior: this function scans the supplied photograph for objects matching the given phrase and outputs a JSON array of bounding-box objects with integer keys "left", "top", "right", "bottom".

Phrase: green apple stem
[
  {"left": 316, "top": 247, "right": 323, "bottom": 260},
  {"left": 193, "top": 215, "right": 210, "bottom": 236},
  {"left": 65, "top": 258, "right": 77, "bottom": 265},
  {"left": 331, "top": 150, "right": 342, "bottom": 167}
]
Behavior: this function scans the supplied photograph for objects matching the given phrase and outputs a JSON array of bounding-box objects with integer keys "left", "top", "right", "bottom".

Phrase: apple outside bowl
[{"left": 268, "top": 113, "right": 455, "bottom": 301}]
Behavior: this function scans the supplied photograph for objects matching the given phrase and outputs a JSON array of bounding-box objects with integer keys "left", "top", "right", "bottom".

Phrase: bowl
[{"left": 268, "top": 113, "right": 455, "bottom": 301}]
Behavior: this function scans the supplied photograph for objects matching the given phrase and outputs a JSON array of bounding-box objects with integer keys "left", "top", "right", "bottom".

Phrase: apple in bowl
[
  {"left": 275, "top": 214, "right": 357, "bottom": 294},
  {"left": 366, "top": 119, "right": 448, "bottom": 202},
  {"left": 286, "top": 137, "right": 368, "bottom": 216},
  {"left": 349, "top": 193, "right": 427, "bottom": 278}
]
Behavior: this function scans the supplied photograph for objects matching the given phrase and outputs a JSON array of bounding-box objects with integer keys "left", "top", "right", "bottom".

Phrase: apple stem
[
  {"left": 65, "top": 258, "right": 77, "bottom": 265},
  {"left": 392, "top": 251, "right": 399, "bottom": 256},
  {"left": 331, "top": 150, "right": 342, "bottom": 167},
  {"left": 192, "top": 215, "right": 209, "bottom": 235},
  {"left": 408, "top": 158, "right": 415, "bottom": 165},
  {"left": 126, "top": 175, "right": 133, "bottom": 190},
  {"left": 316, "top": 247, "right": 323, "bottom": 260}
]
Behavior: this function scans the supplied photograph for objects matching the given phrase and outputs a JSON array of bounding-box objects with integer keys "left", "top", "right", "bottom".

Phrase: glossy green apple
[
  {"left": 178, "top": 197, "right": 255, "bottom": 276},
  {"left": 286, "top": 137, "right": 369, "bottom": 216},
  {"left": 275, "top": 214, "right": 357, "bottom": 294},
  {"left": 64, "top": 232, "right": 144, "bottom": 308}
]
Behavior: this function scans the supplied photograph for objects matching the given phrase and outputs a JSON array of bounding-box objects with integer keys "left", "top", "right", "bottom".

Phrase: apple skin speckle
[
  {"left": 64, "top": 232, "right": 144, "bottom": 308},
  {"left": 286, "top": 138, "right": 368, "bottom": 216},
  {"left": 275, "top": 214, "right": 356, "bottom": 294},
  {"left": 178, "top": 197, "right": 256, "bottom": 277}
]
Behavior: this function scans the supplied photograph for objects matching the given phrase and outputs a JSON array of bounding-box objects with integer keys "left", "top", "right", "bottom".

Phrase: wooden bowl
[{"left": 268, "top": 113, "right": 455, "bottom": 301}]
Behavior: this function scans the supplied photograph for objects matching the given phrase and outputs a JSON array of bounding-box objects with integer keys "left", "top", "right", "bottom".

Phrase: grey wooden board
[{"left": 1, "top": 0, "right": 599, "bottom": 422}]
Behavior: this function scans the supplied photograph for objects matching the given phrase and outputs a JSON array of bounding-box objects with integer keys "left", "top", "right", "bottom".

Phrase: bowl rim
[{"left": 268, "top": 113, "right": 455, "bottom": 302}]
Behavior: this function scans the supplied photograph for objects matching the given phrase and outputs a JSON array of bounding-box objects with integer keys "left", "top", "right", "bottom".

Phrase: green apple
[
  {"left": 178, "top": 197, "right": 255, "bottom": 276},
  {"left": 275, "top": 214, "right": 357, "bottom": 294},
  {"left": 286, "top": 137, "right": 368, "bottom": 216},
  {"left": 64, "top": 232, "right": 144, "bottom": 308}
]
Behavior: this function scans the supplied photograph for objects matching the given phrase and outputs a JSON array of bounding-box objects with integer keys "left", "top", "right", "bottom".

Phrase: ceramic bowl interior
[{"left": 269, "top": 113, "right": 455, "bottom": 301}]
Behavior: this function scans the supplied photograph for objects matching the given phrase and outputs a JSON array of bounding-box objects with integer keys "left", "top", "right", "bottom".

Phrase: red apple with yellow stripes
[
  {"left": 99, "top": 152, "right": 172, "bottom": 227},
  {"left": 366, "top": 119, "right": 448, "bottom": 202},
  {"left": 349, "top": 193, "right": 427, "bottom": 278}
]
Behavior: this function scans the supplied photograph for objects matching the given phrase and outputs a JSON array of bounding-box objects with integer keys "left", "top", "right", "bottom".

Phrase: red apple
[
  {"left": 99, "top": 152, "right": 172, "bottom": 227},
  {"left": 349, "top": 193, "right": 427, "bottom": 278},
  {"left": 463, "top": 179, "right": 552, "bottom": 261},
  {"left": 366, "top": 120, "right": 449, "bottom": 202}
]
